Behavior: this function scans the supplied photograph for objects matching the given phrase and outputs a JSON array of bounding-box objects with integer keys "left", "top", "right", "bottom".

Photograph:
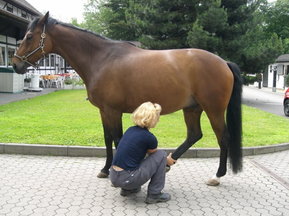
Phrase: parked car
[{"left": 284, "top": 88, "right": 289, "bottom": 116}]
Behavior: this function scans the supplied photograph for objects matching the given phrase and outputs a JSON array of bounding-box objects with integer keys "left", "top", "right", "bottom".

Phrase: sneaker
[
  {"left": 145, "top": 192, "right": 171, "bottom": 204},
  {"left": 120, "top": 187, "right": 141, "bottom": 196}
]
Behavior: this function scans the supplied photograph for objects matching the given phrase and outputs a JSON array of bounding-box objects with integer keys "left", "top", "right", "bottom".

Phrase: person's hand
[{"left": 167, "top": 153, "right": 177, "bottom": 166}]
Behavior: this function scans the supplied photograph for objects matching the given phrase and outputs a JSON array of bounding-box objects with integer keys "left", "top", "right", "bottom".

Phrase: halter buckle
[{"left": 22, "top": 56, "right": 27, "bottom": 61}]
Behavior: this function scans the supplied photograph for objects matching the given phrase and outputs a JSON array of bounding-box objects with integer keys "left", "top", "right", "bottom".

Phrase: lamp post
[{"left": 272, "top": 66, "right": 277, "bottom": 92}]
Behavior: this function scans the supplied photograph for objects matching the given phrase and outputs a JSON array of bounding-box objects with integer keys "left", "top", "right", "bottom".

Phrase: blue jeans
[{"left": 110, "top": 150, "right": 167, "bottom": 195}]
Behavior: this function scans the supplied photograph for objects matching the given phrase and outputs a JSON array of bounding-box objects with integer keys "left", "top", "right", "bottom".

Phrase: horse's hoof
[
  {"left": 97, "top": 172, "right": 109, "bottom": 178},
  {"left": 206, "top": 179, "right": 220, "bottom": 186},
  {"left": 206, "top": 175, "right": 220, "bottom": 186}
]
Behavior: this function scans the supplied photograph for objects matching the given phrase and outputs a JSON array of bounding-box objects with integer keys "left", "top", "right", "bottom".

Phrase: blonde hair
[{"left": 132, "top": 102, "right": 162, "bottom": 129}]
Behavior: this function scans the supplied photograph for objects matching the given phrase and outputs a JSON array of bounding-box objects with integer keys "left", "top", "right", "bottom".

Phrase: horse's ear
[{"left": 38, "top": 12, "right": 49, "bottom": 26}]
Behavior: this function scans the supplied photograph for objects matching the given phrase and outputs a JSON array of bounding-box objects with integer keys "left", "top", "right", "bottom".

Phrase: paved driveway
[
  {"left": 1, "top": 151, "right": 289, "bottom": 216},
  {"left": 242, "top": 86, "right": 285, "bottom": 117},
  {"left": 1, "top": 87, "right": 288, "bottom": 215}
]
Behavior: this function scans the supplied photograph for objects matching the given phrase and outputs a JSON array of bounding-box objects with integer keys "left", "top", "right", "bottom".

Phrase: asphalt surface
[
  {"left": 242, "top": 86, "right": 286, "bottom": 117},
  {"left": 0, "top": 89, "right": 57, "bottom": 106}
]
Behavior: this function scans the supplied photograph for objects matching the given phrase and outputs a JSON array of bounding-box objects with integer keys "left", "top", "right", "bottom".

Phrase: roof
[
  {"left": 0, "top": 0, "right": 42, "bottom": 39},
  {"left": 275, "top": 54, "right": 289, "bottom": 63},
  {"left": 4, "top": 0, "right": 42, "bottom": 16}
]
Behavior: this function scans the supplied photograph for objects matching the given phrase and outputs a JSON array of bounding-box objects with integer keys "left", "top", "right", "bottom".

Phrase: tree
[
  {"left": 83, "top": 0, "right": 137, "bottom": 40},
  {"left": 70, "top": 18, "right": 86, "bottom": 28},
  {"left": 265, "top": 0, "right": 289, "bottom": 53},
  {"left": 219, "top": 0, "right": 268, "bottom": 62},
  {"left": 187, "top": 0, "right": 274, "bottom": 74},
  {"left": 241, "top": 31, "right": 283, "bottom": 74},
  {"left": 126, "top": 0, "right": 200, "bottom": 49},
  {"left": 187, "top": 0, "right": 227, "bottom": 53},
  {"left": 236, "top": 0, "right": 284, "bottom": 75}
]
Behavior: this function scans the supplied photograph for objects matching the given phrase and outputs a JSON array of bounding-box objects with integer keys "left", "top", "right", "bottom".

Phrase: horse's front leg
[
  {"left": 171, "top": 107, "right": 203, "bottom": 160},
  {"left": 97, "top": 109, "right": 123, "bottom": 178}
]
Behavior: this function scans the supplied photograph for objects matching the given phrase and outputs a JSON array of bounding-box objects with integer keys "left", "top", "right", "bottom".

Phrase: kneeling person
[{"left": 110, "top": 102, "right": 176, "bottom": 204}]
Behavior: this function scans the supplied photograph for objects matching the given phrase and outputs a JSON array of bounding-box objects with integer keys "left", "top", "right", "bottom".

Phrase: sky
[{"left": 26, "top": 0, "right": 89, "bottom": 23}]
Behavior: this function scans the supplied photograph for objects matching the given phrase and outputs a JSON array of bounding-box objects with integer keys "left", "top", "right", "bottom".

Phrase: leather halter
[{"left": 14, "top": 25, "right": 46, "bottom": 68}]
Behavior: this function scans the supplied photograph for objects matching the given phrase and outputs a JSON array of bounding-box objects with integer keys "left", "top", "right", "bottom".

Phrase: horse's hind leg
[
  {"left": 205, "top": 111, "right": 229, "bottom": 186},
  {"left": 171, "top": 106, "right": 203, "bottom": 160}
]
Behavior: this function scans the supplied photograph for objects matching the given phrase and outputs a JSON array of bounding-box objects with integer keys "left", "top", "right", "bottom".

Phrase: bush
[
  {"left": 64, "top": 77, "right": 73, "bottom": 85},
  {"left": 256, "top": 73, "right": 262, "bottom": 82},
  {"left": 242, "top": 75, "right": 257, "bottom": 85}
]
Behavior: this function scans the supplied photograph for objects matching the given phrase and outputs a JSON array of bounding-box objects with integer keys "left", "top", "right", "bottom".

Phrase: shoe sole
[
  {"left": 120, "top": 188, "right": 141, "bottom": 196},
  {"left": 145, "top": 198, "right": 171, "bottom": 204}
]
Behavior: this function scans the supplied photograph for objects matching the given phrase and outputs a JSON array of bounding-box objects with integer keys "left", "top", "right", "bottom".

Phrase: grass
[{"left": 0, "top": 90, "right": 288, "bottom": 148}]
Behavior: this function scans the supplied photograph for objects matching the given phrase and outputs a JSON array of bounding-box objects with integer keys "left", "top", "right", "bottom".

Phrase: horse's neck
[{"left": 50, "top": 25, "right": 111, "bottom": 83}]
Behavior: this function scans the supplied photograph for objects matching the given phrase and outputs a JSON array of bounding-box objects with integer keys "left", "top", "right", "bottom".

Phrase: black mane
[{"left": 28, "top": 16, "right": 136, "bottom": 46}]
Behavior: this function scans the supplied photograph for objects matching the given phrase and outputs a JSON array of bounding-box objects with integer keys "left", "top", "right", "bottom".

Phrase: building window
[
  {"left": 7, "top": 4, "right": 13, "bottom": 13},
  {"left": 38, "top": 58, "right": 44, "bottom": 67},
  {"left": 59, "top": 57, "right": 64, "bottom": 68},
  {"left": 27, "top": 13, "right": 32, "bottom": 21},
  {"left": 50, "top": 55, "right": 55, "bottom": 67},
  {"left": 45, "top": 56, "right": 49, "bottom": 66},
  {"left": 21, "top": 10, "right": 27, "bottom": 18},
  {"left": 0, "top": 46, "right": 6, "bottom": 66},
  {"left": 7, "top": 47, "right": 16, "bottom": 66}
]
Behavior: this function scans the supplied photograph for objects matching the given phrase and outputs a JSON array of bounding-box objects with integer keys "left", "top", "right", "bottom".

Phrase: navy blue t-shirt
[{"left": 112, "top": 126, "right": 158, "bottom": 171}]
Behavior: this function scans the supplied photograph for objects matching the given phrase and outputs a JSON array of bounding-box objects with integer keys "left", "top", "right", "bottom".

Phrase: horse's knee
[
  {"left": 187, "top": 133, "right": 203, "bottom": 144},
  {"left": 172, "top": 133, "right": 203, "bottom": 159},
  {"left": 195, "top": 133, "right": 203, "bottom": 142}
]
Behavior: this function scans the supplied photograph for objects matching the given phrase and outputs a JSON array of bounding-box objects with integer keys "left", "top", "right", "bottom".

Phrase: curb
[{"left": 1, "top": 142, "right": 289, "bottom": 158}]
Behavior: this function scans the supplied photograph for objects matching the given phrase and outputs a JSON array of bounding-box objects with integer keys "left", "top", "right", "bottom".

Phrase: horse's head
[{"left": 12, "top": 12, "right": 52, "bottom": 74}]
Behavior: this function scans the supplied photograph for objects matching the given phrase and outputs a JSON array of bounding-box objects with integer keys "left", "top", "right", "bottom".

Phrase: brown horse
[{"left": 12, "top": 12, "right": 242, "bottom": 186}]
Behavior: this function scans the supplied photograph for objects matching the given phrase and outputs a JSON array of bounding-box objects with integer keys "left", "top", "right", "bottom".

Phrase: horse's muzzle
[{"left": 12, "top": 62, "right": 28, "bottom": 74}]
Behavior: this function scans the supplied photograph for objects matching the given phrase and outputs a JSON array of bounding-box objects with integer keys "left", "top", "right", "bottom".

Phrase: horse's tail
[{"left": 227, "top": 62, "right": 243, "bottom": 173}]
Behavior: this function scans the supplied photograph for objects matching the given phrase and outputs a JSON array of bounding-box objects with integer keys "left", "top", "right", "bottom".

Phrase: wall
[
  {"left": 267, "top": 64, "right": 287, "bottom": 89},
  {"left": 0, "top": 69, "right": 24, "bottom": 93}
]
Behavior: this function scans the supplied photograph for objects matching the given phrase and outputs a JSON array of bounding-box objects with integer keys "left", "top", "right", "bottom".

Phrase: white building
[
  {"left": 0, "top": 0, "right": 72, "bottom": 93},
  {"left": 0, "top": 0, "right": 42, "bottom": 92},
  {"left": 266, "top": 54, "right": 289, "bottom": 90}
]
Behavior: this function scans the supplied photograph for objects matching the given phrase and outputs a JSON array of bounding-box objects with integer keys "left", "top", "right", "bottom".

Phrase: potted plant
[
  {"left": 64, "top": 77, "right": 73, "bottom": 89},
  {"left": 72, "top": 78, "right": 85, "bottom": 89},
  {"left": 24, "top": 77, "right": 31, "bottom": 88}
]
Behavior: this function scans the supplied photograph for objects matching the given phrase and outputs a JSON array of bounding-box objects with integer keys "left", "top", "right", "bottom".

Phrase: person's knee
[{"left": 155, "top": 149, "right": 167, "bottom": 157}]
